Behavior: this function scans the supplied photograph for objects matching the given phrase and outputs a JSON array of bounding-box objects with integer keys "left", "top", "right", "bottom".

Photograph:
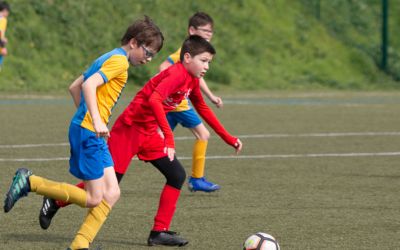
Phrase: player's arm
[
  {"left": 159, "top": 48, "right": 180, "bottom": 72},
  {"left": 82, "top": 73, "right": 109, "bottom": 138},
  {"left": 0, "top": 29, "right": 7, "bottom": 56},
  {"left": 69, "top": 75, "right": 84, "bottom": 108},
  {"left": 189, "top": 86, "right": 242, "bottom": 154},
  {"left": 159, "top": 60, "right": 173, "bottom": 72},
  {"left": 149, "top": 90, "right": 175, "bottom": 161},
  {"left": 199, "top": 78, "right": 223, "bottom": 108},
  {"left": 0, "top": 33, "right": 6, "bottom": 44}
]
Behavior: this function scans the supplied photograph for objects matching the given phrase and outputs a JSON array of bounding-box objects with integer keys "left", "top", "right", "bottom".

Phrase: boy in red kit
[
  {"left": 112, "top": 35, "right": 242, "bottom": 246},
  {"left": 40, "top": 35, "right": 242, "bottom": 246}
]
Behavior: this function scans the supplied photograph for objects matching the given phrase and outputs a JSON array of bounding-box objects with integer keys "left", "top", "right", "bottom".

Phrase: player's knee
[
  {"left": 86, "top": 195, "right": 103, "bottom": 208},
  {"left": 104, "top": 186, "right": 120, "bottom": 206},
  {"left": 167, "top": 167, "right": 186, "bottom": 190},
  {"left": 197, "top": 129, "right": 210, "bottom": 140}
]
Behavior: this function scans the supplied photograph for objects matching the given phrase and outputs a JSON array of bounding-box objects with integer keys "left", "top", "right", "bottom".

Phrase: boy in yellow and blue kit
[
  {"left": 0, "top": 1, "right": 10, "bottom": 69},
  {"left": 159, "top": 12, "right": 223, "bottom": 192},
  {"left": 3, "top": 16, "right": 164, "bottom": 250}
]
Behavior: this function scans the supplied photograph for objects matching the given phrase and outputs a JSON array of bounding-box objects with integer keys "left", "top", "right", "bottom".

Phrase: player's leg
[
  {"left": 69, "top": 167, "right": 120, "bottom": 250},
  {"left": 39, "top": 182, "right": 85, "bottom": 230},
  {"left": 178, "top": 109, "right": 220, "bottom": 192},
  {"left": 148, "top": 156, "right": 188, "bottom": 246},
  {"left": 4, "top": 122, "right": 105, "bottom": 212},
  {"left": 68, "top": 129, "right": 120, "bottom": 249},
  {"left": 4, "top": 169, "right": 88, "bottom": 213},
  {"left": 39, "top": 118, "right": 137, "bottom": 229},
  {"left": 0, "top": 43, "right": 6, "bottom": 70}
]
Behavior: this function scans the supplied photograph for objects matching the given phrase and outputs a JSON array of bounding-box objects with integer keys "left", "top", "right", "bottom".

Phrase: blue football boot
[
  {"left": 188, "top": 177, "right": 221, "bottom": 192},
  {"left": 4, "top": 168, "right": 32, "bottom": 213}
]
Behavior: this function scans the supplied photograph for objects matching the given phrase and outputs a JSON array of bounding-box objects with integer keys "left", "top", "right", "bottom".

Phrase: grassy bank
[{"left": 0, "top": 0, "right": 399, "bottom": 92}]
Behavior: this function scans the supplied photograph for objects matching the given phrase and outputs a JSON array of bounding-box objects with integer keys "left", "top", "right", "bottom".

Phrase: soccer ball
[{"left": 243, "top": 232, "right": 280, "bottom": 250}]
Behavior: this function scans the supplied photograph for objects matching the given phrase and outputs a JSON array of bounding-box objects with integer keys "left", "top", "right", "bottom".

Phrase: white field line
[
  {"left": 1, "top": 131, "right": 400, "bottom": 149},
  {"left": 1, "top": 152, "right": 400, "bottom": 162},
  {"left": 0, "top": 143, "right": 70, "bottom": 148}
]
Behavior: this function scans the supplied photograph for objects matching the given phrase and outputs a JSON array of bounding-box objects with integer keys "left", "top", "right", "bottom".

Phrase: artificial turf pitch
[{"left": 1, "top": 92, "right": 400, "bottom": 249}]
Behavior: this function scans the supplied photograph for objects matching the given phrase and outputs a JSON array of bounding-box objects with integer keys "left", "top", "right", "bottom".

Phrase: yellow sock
[
  {"left": 29, "top": 175, "right": 86, "bottom": 207},
  {"left": 70, "top": 200, "right": 111, "bottom": 249},
  {"left": 192, "top": 140, "right": 208, "bottom": 178}
]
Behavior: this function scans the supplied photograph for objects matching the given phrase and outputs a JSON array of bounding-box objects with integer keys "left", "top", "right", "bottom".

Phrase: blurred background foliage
[{"left": 0, "top": 0, "right": 399, "bottom": 92}]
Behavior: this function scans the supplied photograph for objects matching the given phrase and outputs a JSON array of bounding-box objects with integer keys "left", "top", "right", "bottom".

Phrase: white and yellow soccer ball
[{"left": 243, "top": 232, "right": 280, "bottom": 250}]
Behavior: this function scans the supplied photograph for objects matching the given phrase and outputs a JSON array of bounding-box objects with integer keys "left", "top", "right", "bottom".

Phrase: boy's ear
[
  {"left": 183, "top": 52, "right": 192, "bottom": 63},
  {"left": 188, "top": 26, "right": 197, "bottom": 35},
  {"left": 129, "top": 38, "right": 138, "bottom": 49}
]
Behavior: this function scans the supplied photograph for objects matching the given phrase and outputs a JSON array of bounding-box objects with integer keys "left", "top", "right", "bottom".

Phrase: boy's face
[
  {"left": 1, "top": 10, "right": 9, "bottom": 17},
  {"left": 128, "top": 39, "right": 157, "bottom": 66},
  {"left": 189, "top": 24, "right": 213, "bottom": 42},
  {"left": 184, "top": 51, "right": 213, "bottom": 78}
]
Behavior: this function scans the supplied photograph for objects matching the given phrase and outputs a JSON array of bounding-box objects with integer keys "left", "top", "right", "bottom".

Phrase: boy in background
[
  {"left": 3, "top": 16, "right": 164, "bottom": 250},
  {"left": 159, "top": 12, "right": 223, "bottom": 192},
  {"left": 0, "top": 1, "right": 10, "bottom": 70}
]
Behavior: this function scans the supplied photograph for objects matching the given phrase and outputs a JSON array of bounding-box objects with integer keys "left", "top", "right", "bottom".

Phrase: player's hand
[
  {"left": 0, "top": 47, "right": 7, "bottom": 56},
  {"left": 164, "top": 147, "right": 175, "bottom": 161},
  {"left": 211, "top": 96, "right": 223, "bottom": 108},
  {"left": 234, "top": 139, "right": 243, "bottom": 155},
  {"left": 93, "top": 120, "right": 110, "bottom": 138}
]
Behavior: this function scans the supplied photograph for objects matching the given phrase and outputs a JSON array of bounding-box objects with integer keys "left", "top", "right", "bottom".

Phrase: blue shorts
[
  {"left": 167, "top": 108, "right": 202, "bottom": 130},
  {"left": 68, "top": 123, "right": 114, "bottom": 180}
]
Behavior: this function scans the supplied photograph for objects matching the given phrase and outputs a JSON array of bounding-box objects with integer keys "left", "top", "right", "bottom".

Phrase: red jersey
[{"left": 120, "top": 62, "right": 237, "bottom": 148}]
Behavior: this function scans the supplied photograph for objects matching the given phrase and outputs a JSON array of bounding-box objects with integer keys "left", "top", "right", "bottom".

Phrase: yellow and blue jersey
[
  {"left": 72, "top": 47, "right": 129, "bottom": 132},
  {"left": 167, "top": 48, "right": 181, "bottom": 65},
  {"left": 0, "top": 16, "right": 7, "bottom": 40},
  {"left": 166, "top": 48, "right": 191, "bottom": 112}
]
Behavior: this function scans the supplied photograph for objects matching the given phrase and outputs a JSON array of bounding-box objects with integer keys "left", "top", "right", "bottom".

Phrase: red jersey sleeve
[
  {"left": 148, "top": 91, "right": 175, "bottom": 148},
  {"left": 189, "top": 86, "right": 238, "bottom": 147},
  {"left": 153, "top": 65, "right": 186, "bottom": 100}
]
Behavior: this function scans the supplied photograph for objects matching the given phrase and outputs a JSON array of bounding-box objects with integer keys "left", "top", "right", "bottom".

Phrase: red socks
[
  {"left": 56, "top": 182, "right": 181, "bottom": 231},
  {"left": 152, "top": 185, "right": 181, "bottom": 231}
]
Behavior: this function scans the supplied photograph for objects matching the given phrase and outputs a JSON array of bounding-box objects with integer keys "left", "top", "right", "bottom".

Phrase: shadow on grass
[
  {"left": 3, "top": 233, "right": 148, "bottom": 247},
  {"left": 3, "top": 232, "right": 70, "bottom": 243}
]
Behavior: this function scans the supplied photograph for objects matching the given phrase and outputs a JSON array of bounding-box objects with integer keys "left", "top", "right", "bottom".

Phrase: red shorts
[{"left": 108, "top": 117, "right": 167, "bottom": 174}]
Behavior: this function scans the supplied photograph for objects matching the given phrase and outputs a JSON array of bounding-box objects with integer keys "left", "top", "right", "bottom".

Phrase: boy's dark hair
[
  {"left": 180, "top": 35, "right": 216, "bottom": 62},
  {"left": 0, "top": 1, "right": 10, "bottom": 11},
  {"left": 188, "top": 12, "right": 213, "bottom": 29},
  {"left": 121, "top": 15, "right": 164, "bottom": 52}
]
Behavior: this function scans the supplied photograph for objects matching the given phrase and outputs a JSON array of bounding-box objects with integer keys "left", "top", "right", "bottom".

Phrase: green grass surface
[{"left": 1, "top": 91, "right": 400, "bottom": 249}]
